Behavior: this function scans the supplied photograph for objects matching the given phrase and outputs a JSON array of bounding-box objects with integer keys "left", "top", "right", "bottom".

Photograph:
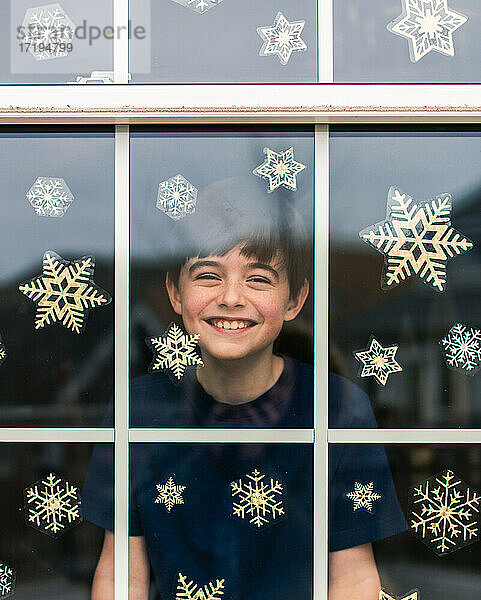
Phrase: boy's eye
[
  {"left": 195, "top": 273, "right": 220, "bottom": 281},
  {"left": 248, "top": 276, "right": 272, "bottom": 284}
]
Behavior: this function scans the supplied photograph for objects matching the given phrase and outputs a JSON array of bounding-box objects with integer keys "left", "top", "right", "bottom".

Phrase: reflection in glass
[
  {"left": 0, "top": 129, "right": 115, "bottom": 427},
  {"left": 330, "top": 129, "right": 481, "bottom": 427},
  {"left": 130, "top": 129, "right": 314, "bottom": 428}
]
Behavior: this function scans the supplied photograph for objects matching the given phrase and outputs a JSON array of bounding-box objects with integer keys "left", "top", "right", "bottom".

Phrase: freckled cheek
[{"left": 179, "top": 289, "right": 212, "bottom": 326}]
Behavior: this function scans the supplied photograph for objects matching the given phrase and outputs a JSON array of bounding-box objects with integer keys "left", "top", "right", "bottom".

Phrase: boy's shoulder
[
  {"left": 329, "top": 372, "right": 376, "bottom": 429},
  {"left": 130, "top": 372, "right": 188, "bottom": 427}
]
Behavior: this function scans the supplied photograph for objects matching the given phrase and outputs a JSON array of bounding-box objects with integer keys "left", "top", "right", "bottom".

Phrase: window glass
[
  {"left": 129, "top": 442, "right": 313, "bottom": 599},
  {"left": 0, "top": 128, "right": 115, "bottom": 427},
  {"left": 334, "top": 0, "right": 480, "bottom": 82},
  {"left": 330, "top": 128, "right": 481, "bottom": 428},
  {"left": 129, "top": 0, "right": 317, "bottom": 83},
  {"left": 130, "top": 127, "right": 314, "bottom": 428},
  {"left": 3, "top": 0, "right": 113, "bottom": 83},
  {"left": 0, "top": 442, "right": 113, "bottom": 598},
  {"left": 329, "top": 443, "right": 481, "bottom": 596}
]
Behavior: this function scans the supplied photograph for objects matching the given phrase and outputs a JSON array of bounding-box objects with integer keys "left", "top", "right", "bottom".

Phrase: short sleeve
[{"left": 329, "top": 443, "right": 407, "bottom": 552}]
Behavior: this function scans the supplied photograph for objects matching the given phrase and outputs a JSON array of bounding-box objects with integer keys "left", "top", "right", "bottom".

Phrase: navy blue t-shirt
[{"left": 82, "top": 358, "right": 406, "bottom": 599}]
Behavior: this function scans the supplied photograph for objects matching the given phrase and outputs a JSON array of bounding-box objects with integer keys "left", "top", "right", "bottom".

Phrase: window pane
[
  {"left": 0, "top": 442, "right": 113, "bottom": 598},
  {"left": 329, "top": 443, "right": 481, "bottom": 597},
  {"left": 129, "top": 1, "right": 317, "bottom": 82},
  {"left": 0, "top": 128, "right": 114, "bottom": 427},
  {"left": 3, "top": 1, "right": 114, "bottom": 83},
  {"left": 330, "top": 128, "right": 481, "bottom": 428},
  {"left": 129, "top": 442, "right": 313, "bottom": 599},
  {"left": 130, "top": 127, "right": 314, "bottom": 428},
  {"left": 334, "top": 0, "right": 480, "bottom": 82}
]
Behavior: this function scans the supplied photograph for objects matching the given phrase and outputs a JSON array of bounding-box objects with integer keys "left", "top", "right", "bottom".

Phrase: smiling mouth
[{"left": 205, "top": 318, "right": 257, "bottom": 331}]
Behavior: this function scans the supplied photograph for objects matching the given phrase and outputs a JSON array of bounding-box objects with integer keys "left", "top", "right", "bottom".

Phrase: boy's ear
[
  {"left": 165, "top": 273, "right": 183, "bottom": 316},
  {"left": 284, "top": 279, "right": 309, "bottom": 322}
]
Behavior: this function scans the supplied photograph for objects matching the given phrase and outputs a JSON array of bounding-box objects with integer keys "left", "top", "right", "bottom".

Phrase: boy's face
[{"left": 166, "top": 244, "right": 308, "bottom": 363}]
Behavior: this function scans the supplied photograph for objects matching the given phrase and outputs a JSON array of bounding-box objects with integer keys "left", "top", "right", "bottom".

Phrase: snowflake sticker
[
  {"left": 360, "top": 186, "right": 473, "bottom": 292},
  {"left": 0, "top": 335, "right": 6, "bottom": 367},
  {"left": 0, "top": 562, "right": 16, "bottom": 598},
  {"left": 155, "top": 476, "right": 186, "bottom": 513},
  {"left": 408, "top": 468, "right": 480, "bottom": 556},
  {"left": 24, "top": 472, "right": 83, "bottom": 537},
  {"left": 253, "top": 147, "right": 306, "bottom": 193},
  {"left": 157, "top": 174, "right": 198, "bottom": 220},
  {"left": 26, "top": 176, "right": 74, "bottom": 217},
  {"left": 257, "top": 12, "right": 307, "bottom": 66},
  {"left": 387, "top": 0, "right": 467, "bottom": 63},
  {"left": 176, "top": 573, "right": 225, "bottom": 600},
  {"left": 379, "top": 590, "right": 419, "bottom": 600},
  {"left": 355, "top": 336, "right": 403, "bottom": 386},
  {"left": 345, "top": 482, "right": 382, "bottom": 513},
  {"left": 146, "top": 323, "right": 204, "bottom": 382},
  {"left": 170, "top": 0, "right": 223, "bottom": 14},
  {"left": 231, "top": 468, "right": 285, "bottom": 529},
  {"left": 19, "top": 251, "right": 111, "bottom": 334},
  {"left": 20, "top": 3, "right": 75, "bottom": 61},
  {"left": 440, "top": 323, "right": 481, "bottom": 375}
]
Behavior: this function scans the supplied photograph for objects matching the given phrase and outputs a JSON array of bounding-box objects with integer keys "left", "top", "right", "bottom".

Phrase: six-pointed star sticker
[
  {"left": 359, "top": 186, "right": 473, "bottom": 292},
  {"left": 387, "top": 0, "right": 468, "bottom": 62},
  {"left": 440, "top": 323, "right": 481, "bottom": 375},
  {"left": 379, "top": 590, "right": 419, "bottom": 600},
  {"left": 355, "top": 336, "right": 403, "bottom": 386},
  {"left": 345, "top": 482, "right": 382, "bottom": 513},
  {"left": 257, "top": 12, "right": 307, "bottom": 65},
  {"left": 146, "top": 323, "right": 204, "bottom": 382},
  {"left": 19, "top": 251, "right": 112, "bottom": 334},
  {"left": 253, "top": 147, "right": 306, "bottom": 193}
]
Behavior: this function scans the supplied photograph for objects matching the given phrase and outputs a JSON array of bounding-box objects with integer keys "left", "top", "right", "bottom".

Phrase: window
[{"left": 1, "top": 2, "right": 480, "bottom": 599}]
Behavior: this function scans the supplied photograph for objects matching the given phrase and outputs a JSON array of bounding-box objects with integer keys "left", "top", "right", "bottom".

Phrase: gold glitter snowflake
[
  {"left": 355, "top": 336, "right": 403, "bottom": 386},
  {"left": 231, "top": 468, "right": 285, "bottom": 528},
  {"left": 379, "top": 590, "right": 419, "bottom": 600},
  {"left": 146, "top": 323, "right": 204, "bottom": 381},
  {"left": 155, "top": 476, "right": 186, "bottom": 512},
  {"left": 19, "top": 251, "right": 111, "bottom": 334},
  {"left": 408, "top": 468, "right": 480, "bottom": 556},
  {"left": 360, "top": 186, "right": 473, "bottom": 292},
  {"left": 24, "top": 472, "right": 82, "bottom": 537},
  {"left": 346, "top": 482, "right": 382, "bottom": 513},
  {"left": 253, "top": 147, "right": 306, "bottom": 192},
  {"left": 176, "top": 572, "right": 225, "bottom": 600}
]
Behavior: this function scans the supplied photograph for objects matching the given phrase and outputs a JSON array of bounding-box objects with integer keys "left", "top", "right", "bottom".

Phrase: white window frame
[{"left": 2, "top": 1, "right": 481, "bottom": 599}]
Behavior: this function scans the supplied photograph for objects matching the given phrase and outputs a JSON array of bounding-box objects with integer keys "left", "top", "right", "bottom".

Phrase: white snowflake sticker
[
  {"left": 26, "top": 176, "right": 74, "bottom": 217},
  {"left": 155, "top": 476, "right": 186, "bottom": 513},
  {"left": 355, "top": 336, "right": 403, "bottom": 386},
  {"left": 359, "top": 186, "right": 473, "bottom": 292},
  {"left": 231, "top": 468, "right": 285, "bottom": 529},
  {"left": 440, "top": 323, "right": 481, "bottom": 375},
  {"left": 408, "top": 468, "right": 480, "bottom": 556},
  {"left": 19, "top": 3, "right": 75, "bottom": 61},
  {"left": 0, "top": 562, "right": 16, "bottom": 598},
  {"left": 0, "top": 335, "right": 6, "bottom": 367},
  {"left": 379, "top": 590, "right": 419, "bottom": 600},
  {"left": 157, "top": 174, "right": 198, "bottom": 220},
  {"left": 19, "top": 251, "right": 112, "bottom": 334},
  {"left": 24, "top": 472, "right": 83, "bottom": 537},
  {"left": 170, "top": 0, "right": 223, "bottom": 14},
  {"left": 253, "top": 147, "right": 306, "bottom": 193},
  {"left": 146, "top": 323, "right": 204, "bottom": 381},
  {"left": 257, "top": 12, "right": 307, "bottom": 65},
  {"left": 345, "top": 482, "right": 382, "bottom": 513},
  {"left": 176, "top": 573, "right": 225, "bottom": 600},
  {"left": 387, "top": 0, "right": 467, "bottom": 62}
]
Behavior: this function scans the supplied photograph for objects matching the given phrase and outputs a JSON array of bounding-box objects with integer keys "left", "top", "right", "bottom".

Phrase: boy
[{"left": 83, "top": 178, "right": 405, "bottom": 599}]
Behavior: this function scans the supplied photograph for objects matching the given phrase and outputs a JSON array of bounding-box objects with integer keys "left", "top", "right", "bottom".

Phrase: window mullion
[{"left": 113, "top": 0, "right": 129, "bottom": 83}]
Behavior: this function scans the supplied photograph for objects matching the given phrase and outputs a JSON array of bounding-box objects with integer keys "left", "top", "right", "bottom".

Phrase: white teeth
[{"left": 212, "top": 319, "right": 250, "bottom": 330}]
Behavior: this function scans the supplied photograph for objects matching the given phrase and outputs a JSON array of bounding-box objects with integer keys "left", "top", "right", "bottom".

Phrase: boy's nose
[{"left": 217, "top": 281, "right": 245, "bottom": 307}]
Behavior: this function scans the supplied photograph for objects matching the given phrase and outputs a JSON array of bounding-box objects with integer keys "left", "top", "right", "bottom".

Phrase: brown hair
[{"left": 166, "top": 177, "right": 312, "bottom": 299}]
